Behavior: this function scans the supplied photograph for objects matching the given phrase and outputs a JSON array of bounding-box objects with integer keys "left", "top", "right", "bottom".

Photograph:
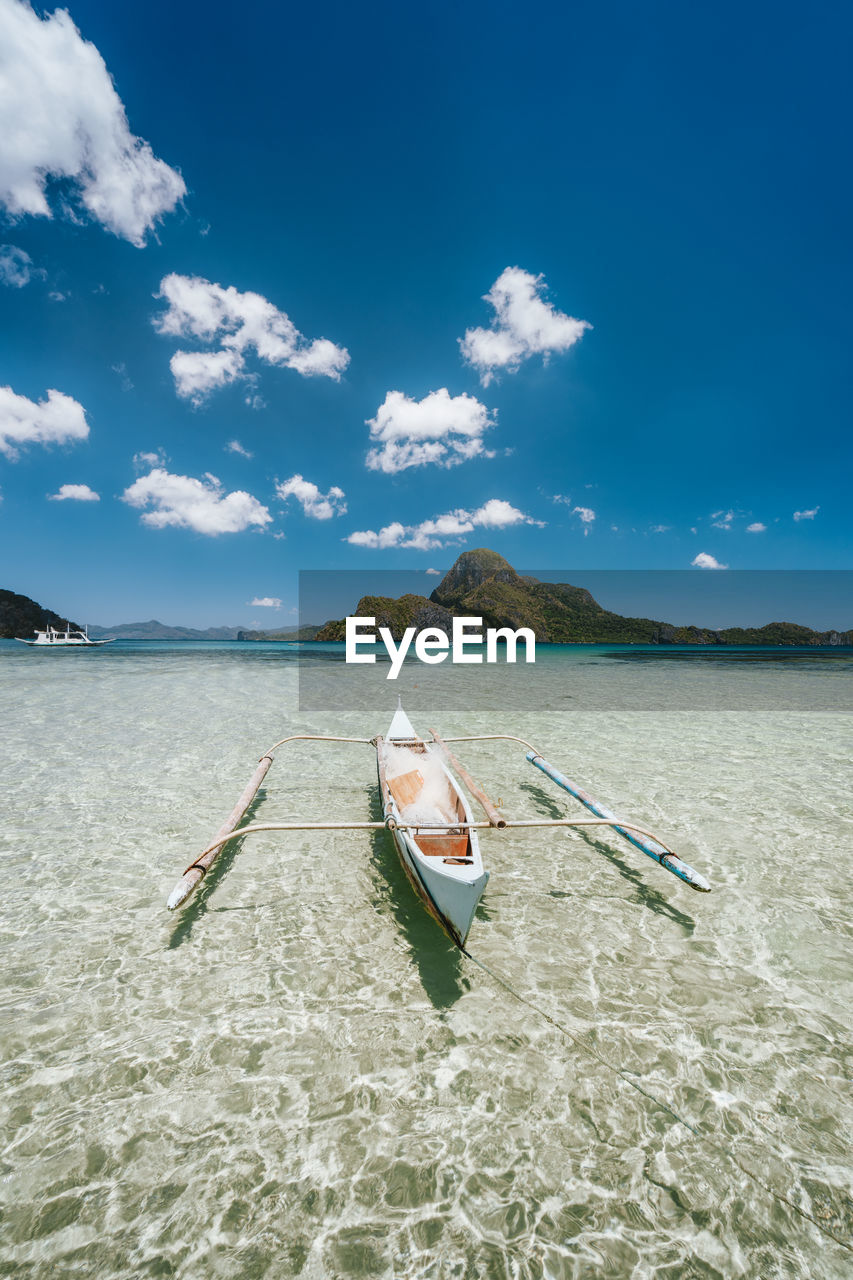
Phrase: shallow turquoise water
[{"left": 1, "top": 640, "right": 851, "bottom": 1277}]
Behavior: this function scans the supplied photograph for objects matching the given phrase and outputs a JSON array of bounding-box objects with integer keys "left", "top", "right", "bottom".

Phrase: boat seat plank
[
  {"left": 414, "top": 833, "right": 469, "bottom": 859},
  {"left": 388, "top": 769, "right": 424, "bottom": 809}
]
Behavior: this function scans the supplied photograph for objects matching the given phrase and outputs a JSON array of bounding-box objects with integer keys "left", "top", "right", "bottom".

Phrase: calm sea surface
[{"left": 1, "top": 640, "right": 851, "bottom": 1278}]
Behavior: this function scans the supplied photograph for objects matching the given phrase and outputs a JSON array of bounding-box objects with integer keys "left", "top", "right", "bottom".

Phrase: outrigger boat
[
  {"left": 378, "top": 699, "right": 490, "bottom": 947},
  {"left": 167, "top": 699, "right": 711, "bottom": 944},
  {"left": 16, "top": 624, "right": 114, "bottom": 647}
]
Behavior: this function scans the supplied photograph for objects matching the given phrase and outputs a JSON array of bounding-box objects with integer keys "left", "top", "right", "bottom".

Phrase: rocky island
[
  {"left": 0, "top": 589, "right": 81, "bottom": 640},
  {"left": 313, "top": 549, "right": 853, "bottom": 646}
]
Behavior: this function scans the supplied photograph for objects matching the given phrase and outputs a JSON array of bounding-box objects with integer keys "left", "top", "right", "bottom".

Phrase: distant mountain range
[
  {"left": 314, "top": 548, "right": 853, "bottom": 646},
  {"left": 5, "top": 558, "right": 851, "bottom": 646},
  {"left": 0, "top": 592, "right": 328, "bottom": 641},
  {"left": 0, "top": 593, "right": 305, "bottom": 641},
  {"left": 87, "top": 621, "right": 321, "bottom": 640},
  {"left": 87, "top": 621, "right": 323, "bottom": 640},
  {"left": 87, "top": 620, "right": 244, "bottom": 640}
]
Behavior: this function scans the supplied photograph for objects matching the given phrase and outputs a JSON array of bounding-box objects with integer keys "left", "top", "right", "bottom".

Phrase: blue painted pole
[{"left": 526, "top": 752, "right": 711, "bottom": 892}]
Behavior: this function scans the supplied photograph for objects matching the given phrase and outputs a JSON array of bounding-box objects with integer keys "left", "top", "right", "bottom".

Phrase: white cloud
[
  {"left": 460, "top": 267, "right": 591, "bottom": 385},
  {"left": 572, "top": 505, "right": 595, "bottom": 537},
  {"left": 366, "top": 388, "right": 495, "bottom": 474},
  {"left": 473, "top": 497, "right": 544, "bottom": 528},
  {"left": 154, "top": 274, "right": 349, "bottom": 403},
  {"left": 347, "top": 498, "right": 541, "bottom": 551},
  {"left": 48, "top": 483, "right": 99, "bottom": 501},
  {"left": 711, "top": 509, "right": 734, "bottom": 530},
  {"left": 692, "top": 552, "right": 728, "bottom": 570},
  {"left": 0, "top": 385, "right": 89, "bottom": 459},
  {"left": 651, "top": 524, "right": 670, "bottom": 533},
  {"left": 133, "top": 447, "right": 167, "bottom": 471},
  {"left": 425, "top": 567, "right": 441, "bottom": 575},
  {"left": 226, "top": 439, "right": 253, "bottom": 458},
  {"left": 276, "top": 474, "right": 346, "bottom": 520},
  {"left": 0, "top": 244, "right": 33, "bottom": 287},
  {"left": 167, "top": 347, "right": 243, "bottom": 402},
  {"left": 249, "top": 596, "right": 281, "bottom": 608},
  {"left": 746, "top": 522, "right": 766, "bottom": 533},
  {"left": 122, "top": 468, "right": 272, "bottom": 535},
  {"left": 793, "top": 506, "right": 819, "bottom": 521},
  {"left": 347, "top": 517, "right": 473, "bottom": 551},
  {"left": 348, "top": 521, "right": 409, "bottom": 550},
  {"left": 111, "top": 361, "right": 133, "bottom": 391},
  {"left": 0, "top": 0, "right": 185, "bottom": 246}
]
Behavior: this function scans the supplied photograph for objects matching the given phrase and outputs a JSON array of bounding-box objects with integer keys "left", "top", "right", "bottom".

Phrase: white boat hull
[
  {"left": 389, "top": 822, "right": 489, "bottom": 948},
  {"left": 379, "top": 701, "right": 489, "bottom": 948},
  {"left": 17, "top": 638, "right": 115, "bottom": 647},
  {"left": 16, "top": 625, "right": 115, "bottom": 647}
]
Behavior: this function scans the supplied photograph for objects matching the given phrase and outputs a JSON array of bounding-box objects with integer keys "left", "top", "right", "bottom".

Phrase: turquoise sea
[{"left": 1, "top": 639, "right": 851, "bottom": 1278}]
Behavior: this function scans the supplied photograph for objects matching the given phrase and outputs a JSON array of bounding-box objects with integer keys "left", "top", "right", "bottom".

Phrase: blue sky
[{"left": 0, "top": 0, "right": 850, "bottom": 628}]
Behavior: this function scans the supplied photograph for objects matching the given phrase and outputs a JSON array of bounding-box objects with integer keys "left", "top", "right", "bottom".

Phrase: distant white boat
[{"left": 15, "top": 624, "right": 115, "bottom": 648}]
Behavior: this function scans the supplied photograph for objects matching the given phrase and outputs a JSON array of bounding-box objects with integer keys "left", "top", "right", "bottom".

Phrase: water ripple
[{"left": 0, "top": 641, "right": 850, "bottom": 1276}]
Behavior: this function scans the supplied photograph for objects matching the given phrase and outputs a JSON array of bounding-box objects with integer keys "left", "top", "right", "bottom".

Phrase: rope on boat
[{"left": 461, "top": 947, "right": 852, "bottom": 1255}]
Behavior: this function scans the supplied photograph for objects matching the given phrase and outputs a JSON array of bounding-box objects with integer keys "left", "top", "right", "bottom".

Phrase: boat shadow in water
[
  {"left": 518, "top": 781, "right": 696, "bottom": 934},
  {"left": 167, "top": 782, "right": 487, "bottom": 1001},
  {"left": 363, "top": 786, "right": 474, "bottom": 1010},
  {"left": 166, "top": 787, "right": 272, "bottom": 950}
]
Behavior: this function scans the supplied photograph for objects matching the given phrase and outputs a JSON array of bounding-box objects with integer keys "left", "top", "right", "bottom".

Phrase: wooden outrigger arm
[
  {"left": 171, "top": 814, "right": 689, "bottom": 892},
  {"left": 167, "top": 734, "right": 374, "bottom": 910},
  {"left": 428, "top": 729, "right": 506, "bottom": 827}
]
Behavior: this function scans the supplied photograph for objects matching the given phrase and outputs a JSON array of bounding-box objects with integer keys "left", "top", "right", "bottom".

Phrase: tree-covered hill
[
  {"left": 0, "top": 589, "right": 80, "bottom": 640},
  {"left": 313, "top": 550, "right": 853, "bottom": 645}
]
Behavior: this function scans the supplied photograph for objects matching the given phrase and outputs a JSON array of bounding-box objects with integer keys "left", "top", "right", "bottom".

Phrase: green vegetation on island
[
  {"left": 236, "top": 625, "right": 323, "bottom": 642},
  {"left": 313, "top": 549, "right": 853, "bottom": 646},
  {"left": 0, "top": 589, "right": 80, "bottom": 640}
]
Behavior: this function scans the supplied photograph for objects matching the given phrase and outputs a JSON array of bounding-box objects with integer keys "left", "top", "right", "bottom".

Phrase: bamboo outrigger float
[{"left": 167, "top": 699, "right": 711, "bottom": 942}]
